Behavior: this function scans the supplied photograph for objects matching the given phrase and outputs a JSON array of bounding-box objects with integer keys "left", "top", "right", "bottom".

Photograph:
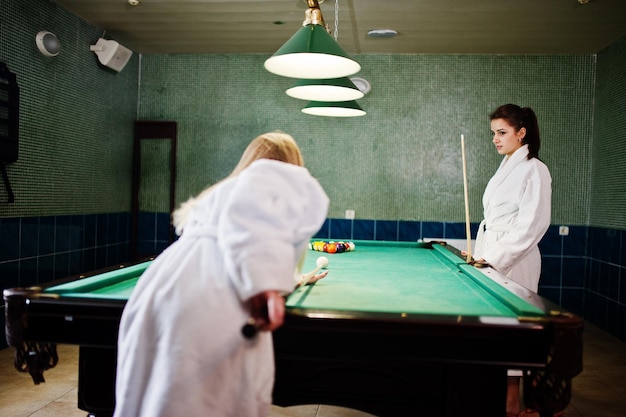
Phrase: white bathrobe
[
  {"left": 474, "top": 145, "right": 551, "bottom": 292},
  {"left": 113, "top": 159, "right": 329, "bottom": 417}
]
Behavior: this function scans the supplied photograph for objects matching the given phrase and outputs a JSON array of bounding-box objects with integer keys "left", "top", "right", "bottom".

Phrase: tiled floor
[{"left": 0, "top": 321, "right": 624, "bottom": 417}]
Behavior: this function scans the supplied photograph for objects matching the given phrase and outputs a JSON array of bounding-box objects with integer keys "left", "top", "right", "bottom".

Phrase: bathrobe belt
[
  {"left": 483, "top": 222, "right": 515, "bottom": 233},
  {"left": 180, "top": 224, "right": 218, "bottom": 239}
]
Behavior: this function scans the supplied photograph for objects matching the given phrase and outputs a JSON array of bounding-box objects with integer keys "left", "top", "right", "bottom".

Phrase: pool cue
[
  {"left": 461, "top": 134, "right": 472, "bottom": 263},
  {"left": 241, "top": 266, "right": 323, "bottom": 339}
]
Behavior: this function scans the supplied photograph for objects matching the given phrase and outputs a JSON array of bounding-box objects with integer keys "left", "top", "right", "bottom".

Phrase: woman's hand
[
  {"left": 248, "top": 290, "right": 285, "bottom": 332},
  {"left": 460, "top": 250, "right": 487, "bottom": 266},
  {"left": 299, "top": 270, "right": 329, "bottom": 286}
]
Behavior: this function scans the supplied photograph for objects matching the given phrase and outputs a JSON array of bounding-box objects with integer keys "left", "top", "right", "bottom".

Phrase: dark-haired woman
[
  {"left": 474, "top": 103, "right": 551, "bottom": 292},
  {"left": 472, "top": 104, "right": 552, "bottom": 417}
]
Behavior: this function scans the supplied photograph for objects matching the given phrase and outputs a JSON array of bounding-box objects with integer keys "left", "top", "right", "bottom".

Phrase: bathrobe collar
[{"left": 483, "top": 144, "right": 530, "bottom": 207}]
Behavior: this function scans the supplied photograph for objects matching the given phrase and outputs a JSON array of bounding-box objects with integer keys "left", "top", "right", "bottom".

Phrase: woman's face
[{"left": 490, "top": 118, "right": 525, "bottom": 157}]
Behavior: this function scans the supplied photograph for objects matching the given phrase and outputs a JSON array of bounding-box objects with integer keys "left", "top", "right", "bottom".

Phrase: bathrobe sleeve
[
  {"left": 481, "top": 160, "right": 552, "bottom": 274},
  {"left": 217, "top": 159, "right": 329, "bottom": 302}
]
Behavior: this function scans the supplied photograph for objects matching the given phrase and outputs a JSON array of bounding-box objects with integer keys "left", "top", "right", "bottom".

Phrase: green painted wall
[{"left": 139, "top": 54, "right": 595, "bottom": 225}]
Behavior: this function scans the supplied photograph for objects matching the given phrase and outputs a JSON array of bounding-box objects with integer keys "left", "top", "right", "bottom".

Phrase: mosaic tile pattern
[
  {"left": 592, "top": 37, "right": 626, "bottom": 230},
  {"left": 0, "top": 0, "right": 139, "bottom": 216},
  {"left": 139, "top": 53, "right": 595, "bottom": 226},
  {"left": 138, "top": 139, "right": 173, "bottom": 212}
]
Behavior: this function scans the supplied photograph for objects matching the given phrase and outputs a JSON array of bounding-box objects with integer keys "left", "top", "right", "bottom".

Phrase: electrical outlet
[
  {"left": 345, "top": 209, "right": 355, "bottom": 220},
  {"left": 559, "top": 226, "right": 569, "bottom": 236}
]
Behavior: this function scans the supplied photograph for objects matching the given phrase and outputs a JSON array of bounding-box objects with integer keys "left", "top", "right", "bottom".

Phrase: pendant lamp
[
  {"left": 286, "top": 77, "right": 364, "bottom": 101},
  {"left": 264, "top": 0, "right": 360, "bottom": 79},
  {"left": 301, "top": 101, "right": 366, "bottom": 117}
]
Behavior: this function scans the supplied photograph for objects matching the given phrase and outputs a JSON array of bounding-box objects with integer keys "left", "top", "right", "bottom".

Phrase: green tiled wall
[
  {"left": 139, "top": 54, "right": 595, "bottom": 226},
  {"left": 0, "top": 0, "right": 139, "bottom": 217},
  {"left": 0, "top": 0, "right": 605, "bottom": 228},
  {"left": 138, "top": 139, "right": 172, "bottom": 212},
  {"left": 592, "top": 36, "right": 626, "bottom": 230}
]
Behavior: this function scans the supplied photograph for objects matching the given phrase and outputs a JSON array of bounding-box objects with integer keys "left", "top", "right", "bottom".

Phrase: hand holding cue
[
  {"left": 298, "top": 256, "right": 329, "bottom": 287},
  {"left": 241, "top": 290, "right": 284, "bottom": 339},
  {"left": 242, "top": 256, "right": 329, "bottom": 339},
  {"left": 241, "top": 271, "right": 318, "bottom": 339},
  {"left": 461, "top": 134, "right": 472, "bottom": 263},
  {"left": 298, "top": 265, "right": 322, "bottom": 287}
]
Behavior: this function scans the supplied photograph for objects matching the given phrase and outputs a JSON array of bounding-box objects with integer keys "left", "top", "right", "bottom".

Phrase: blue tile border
[{"left": 1, "top": 216, "right": 625, "bottom": 343}]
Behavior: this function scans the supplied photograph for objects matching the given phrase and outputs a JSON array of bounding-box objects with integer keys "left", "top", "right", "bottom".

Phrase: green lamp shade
[
  {"left": 301, "top": 100, "right": 366, "bottom": 117},
  {"left": 264, "top": 24, "right": 361, "bottom": 79},
  {"left": 286, "top": 77, "right": 364, "bottom": 101}
]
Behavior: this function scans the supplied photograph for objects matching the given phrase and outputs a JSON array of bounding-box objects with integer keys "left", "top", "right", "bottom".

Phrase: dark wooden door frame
[{"left": 131, "top": 121, "right": 177, "bottom": 261}]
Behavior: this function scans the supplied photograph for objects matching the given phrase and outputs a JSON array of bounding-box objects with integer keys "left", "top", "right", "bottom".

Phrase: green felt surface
[
  {"left": 293, "top": 240, "right": 544, "bottom": 318},
  {"left": 40, "top": 240, "right": 544, "bottom": 319},
  {"left": 44, "top": 262, "right": 151, "bottom": 300}
]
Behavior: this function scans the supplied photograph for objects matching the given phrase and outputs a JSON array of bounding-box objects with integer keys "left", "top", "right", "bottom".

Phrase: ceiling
[{"left": 53, "top": 0, "right": 626, "bottom": 55}]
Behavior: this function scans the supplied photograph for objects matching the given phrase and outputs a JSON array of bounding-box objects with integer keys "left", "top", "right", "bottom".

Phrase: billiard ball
[{"left": 317, "top": 256, "right": 329, "bottom": 268}]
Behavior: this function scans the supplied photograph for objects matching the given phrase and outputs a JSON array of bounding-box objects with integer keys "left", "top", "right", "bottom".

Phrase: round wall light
[
  {"left": 36, "top": 31, "right": 61, "bottom": 57},
  {"left": 350, "top": 77, "right": 371, "bottom": 95}
]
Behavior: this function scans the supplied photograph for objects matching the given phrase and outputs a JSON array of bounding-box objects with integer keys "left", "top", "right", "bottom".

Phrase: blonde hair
[{"left": 172, "top": 131, "right": 304, "bottom": 234}]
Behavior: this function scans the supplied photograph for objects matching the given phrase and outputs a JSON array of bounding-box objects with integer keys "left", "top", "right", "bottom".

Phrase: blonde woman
[{"left": 114, "top": 132, "right": 329, "bottom": 417}]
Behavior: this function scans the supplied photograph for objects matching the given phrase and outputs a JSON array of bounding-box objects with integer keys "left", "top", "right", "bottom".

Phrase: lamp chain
[{"left": 334, "top": 0, "right": 339, "bottom": 41}]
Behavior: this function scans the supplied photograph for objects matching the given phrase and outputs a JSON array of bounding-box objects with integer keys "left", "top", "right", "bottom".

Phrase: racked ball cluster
[{"left": 310, "top": 240, "right": 355, "bottom": 254}]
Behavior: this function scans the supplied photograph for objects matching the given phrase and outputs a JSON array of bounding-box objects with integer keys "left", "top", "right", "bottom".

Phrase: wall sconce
[
  {"left": 264, "top": 0, "right": 360, "bottom": 79},
  {"left": 35, "top": 31, "right": 61, "bottom": 57}
]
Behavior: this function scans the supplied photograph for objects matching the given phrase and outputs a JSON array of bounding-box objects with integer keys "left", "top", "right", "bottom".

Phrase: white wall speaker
[{"left": 89, "top": 38, "right": 133, "bottom": 72}]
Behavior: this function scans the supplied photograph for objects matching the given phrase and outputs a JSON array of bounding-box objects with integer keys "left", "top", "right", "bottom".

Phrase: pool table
[{"left": 3, "top": 240, "right": 583, "bottom": 417}]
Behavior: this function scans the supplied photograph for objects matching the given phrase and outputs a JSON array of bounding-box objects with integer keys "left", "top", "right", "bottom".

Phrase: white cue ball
[{"left": 316, "top": 256, "right": 329, "bottom": 269}]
